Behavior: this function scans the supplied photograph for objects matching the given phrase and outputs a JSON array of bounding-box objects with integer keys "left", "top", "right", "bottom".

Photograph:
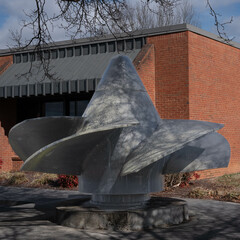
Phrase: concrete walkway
[{"left": 0, "top": 186, "right": 239, "bottom": 240}]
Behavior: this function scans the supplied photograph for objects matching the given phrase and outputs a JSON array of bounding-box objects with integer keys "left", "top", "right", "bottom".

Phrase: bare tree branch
[
  {"left": 206, "top": 0, "right": 234, "bottom": 43},
  {"left": 9, "top": 0, "right": 233, "bottom": 81}
]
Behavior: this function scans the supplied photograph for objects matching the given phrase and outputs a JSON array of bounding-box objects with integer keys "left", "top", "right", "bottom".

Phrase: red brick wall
[
  {"left": 0, "top": 56, "right": 19, "bottom": 172},
  {"left": 134, "top": 44, "right": 156, "bottom": 105},
  {"left": 188, "top": 31, "right": 240, "bottom": 178},
  {"left": 12, "top": 157, "right": 24, "bottom": 172},
  {"left": 147, "top": 32, "right": 189, "bottom": 119},
  {"left": 0, "top": 55, "right": 12, "bottom": 74},
  {"left": 0, "top": 121, "right": 17, "bottom": 172}
]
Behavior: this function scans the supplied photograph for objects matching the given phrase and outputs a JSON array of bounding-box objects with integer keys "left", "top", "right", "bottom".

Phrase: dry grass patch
[
  {"left": 188, "top": 187, "right": 216, "bottom": 199},
  {"left": 188, "top": 173, "right": 240, "bottom": 203},
  {"left": 189, "top": 187, "right": 240, "bottom": 202},
  {"left": 6, "top": 172, "right": 29, "bottom": 185},
  {"left": 30, "top": 173, "right": 58, "bottom": 186},
  {"left": 0, "top": 171, "right": 58, "bottom": 188},
  {"left": 216, "top": 173, "right": 240, "bottom": 189},
  {"left": 0, "top": 172, "right": 11, "bottom": 182}
]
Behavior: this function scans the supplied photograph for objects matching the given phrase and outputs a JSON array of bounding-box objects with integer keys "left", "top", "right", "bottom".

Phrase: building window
[
  {"left": 37, "top": 52, "right": 43, "bottom": 61},
  {"left": 59, "top": 49, "right": 66, "bottom": 58},
  {"left": 83, "top": 45, "right": 89, "bottom": 55},
  {"left": 44, "top": 51, "right": 50, "bottom": 60},
  {"left": 30, "top": 53, "right": 35, "bottom": 62},
  {"left": 22, "top": 53, "right": 28, "bottom": 63},
  {"left": 45, "top": 102, "right": 64, "bottom": 116},
  {"left": 70, "top": 100, "right": 89, "bottom": 116},
  {"left": 15, "top": 54, "right": 21, "bottom": 63},
  {"left": 75, "top": 46, "right": 81, "bottom": 56},
  {"left": 51, "top": 50, "right": 58, "bottom": 59},
  {"left": 126, "top": 39, "right": 133, "bottom": 50},
  {"left": 108, "top": 42, "right": 115, "bottom": 52},
  {"left": 135, "top": 38, "right": 142, "bottom": 49},
  {"left": 67, "top": 48, "right": 73, "bottom": 57},
  {"left": 117, "top": 40, "right": 124, "bottom": 52},
  {"left": 100, "top": 43, "right": 106, "bottom": 53},
  {"left": 91, "top": 44, "right": 98, "bottom": 54}
]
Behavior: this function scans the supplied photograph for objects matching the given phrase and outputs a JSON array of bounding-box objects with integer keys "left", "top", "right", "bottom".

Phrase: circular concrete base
[{"left": 56, "top": 197, "right": 189, "bottom": 231}]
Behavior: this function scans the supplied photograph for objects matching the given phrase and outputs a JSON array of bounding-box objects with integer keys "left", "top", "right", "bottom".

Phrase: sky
[{"left": 0, "top": 0, "right": 240, "bottom": 49}]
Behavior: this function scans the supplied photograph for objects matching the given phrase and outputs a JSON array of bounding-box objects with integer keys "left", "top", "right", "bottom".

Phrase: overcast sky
[{"left": 0, "top": 0, "right": 240, "bottom": 49}]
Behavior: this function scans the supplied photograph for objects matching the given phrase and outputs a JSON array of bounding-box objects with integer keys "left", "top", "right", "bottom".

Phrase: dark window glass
[
  {"left": 69, "top": 100, "right": 89, "bottom": 116},
  {"left": 51, "top": 50, "right": 58, "bottom": 59},
  {"left": 91, "top": 44, "right": 98, "bottom": 54},
  {"left": 67, "top": 48, "right": 73, "bottom": 57},
  {"left": 22, "top": 53, "right": 28, "bottom": 63},
  {"left": 7, "top": 86, "right": 12, "bottom": 97},
  {"left": 99, "top": 43, "right": 106, "bottom": 53},
  {"left": 15, "top": 54, "right": 21, "bottom": 63},
  {"left": 53, "top": 82, "right": 60, "bottom": 94},
  {"left": 29, "top": 84, "right": 35, "bottom": 95},
  {"left": 29, "top": 53, "right": 35, "bottom": 62},
  {"left": 108, "top": 42, "right": 115, "bottom": 52},
  {"left": 75, "top": 46, "right": 81, "bottom": 56},
  {"left": 45, "top": 83, "right": 51, "bottom": 94},
  {"left": 135, "top": 38, "right": 142, "bottom": 49},
  {"left": 117, "top": 40, "right": 124, "bottom": 51},
  {"left": 45, "top": 102, "right": 64, "bottom": 116},
  {"left": 44, "top": 51, "right": 50, "bottom": 60},
  {"left": 59, "top": 49, "right": 65, "bottom": 58},
  {"left": 37, "top": 52, "right": 43, "bottom": 61},
  {"left": 83, "top": 45, "right": 89, "bottom": 55},
  {"left": 126, "top": 39, "right": 133, "bottom": 50},
  {"left": 21, "top": 85, "right": 27, "bottom": 96},
  {"left": 0, "top": 87, "right": 4, "bottom": 97}
]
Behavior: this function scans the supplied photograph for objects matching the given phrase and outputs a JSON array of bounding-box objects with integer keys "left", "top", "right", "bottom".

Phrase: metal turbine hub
[{"left": 9, "top": 55, "right": 230, "bottom": 209}]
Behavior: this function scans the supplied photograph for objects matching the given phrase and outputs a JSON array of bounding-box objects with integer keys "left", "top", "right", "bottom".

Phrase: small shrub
[
  {"left": 0, "top": 172, "right": 11, "bottom": 183},
  {"left": 7, "top": 172, "right": 28, "bottom": 185},
  {"left": 57, "top": 175, "right": 78, "bottom": 188},
  {"left": 165, "top": 172, "right": 200, "bottom": 189}
]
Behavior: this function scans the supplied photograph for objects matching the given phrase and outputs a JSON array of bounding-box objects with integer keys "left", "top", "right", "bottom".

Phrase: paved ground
[{"left": 0, "top": 186, "right": 240, "bottom": 240}]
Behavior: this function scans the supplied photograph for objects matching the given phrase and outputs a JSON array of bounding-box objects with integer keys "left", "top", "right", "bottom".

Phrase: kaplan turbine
[{"left": 9, "top": 55, "right": 230, "bottom": 208}]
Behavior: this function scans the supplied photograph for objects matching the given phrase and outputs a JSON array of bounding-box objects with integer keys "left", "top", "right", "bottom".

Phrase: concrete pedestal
[{"left": 56, "top": 197, "right": 189, "bottom": 231}]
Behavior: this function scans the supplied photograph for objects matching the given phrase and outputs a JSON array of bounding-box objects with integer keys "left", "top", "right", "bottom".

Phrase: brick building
[{"left": 0, "top": 24, "right": 239, "bottom": 179}]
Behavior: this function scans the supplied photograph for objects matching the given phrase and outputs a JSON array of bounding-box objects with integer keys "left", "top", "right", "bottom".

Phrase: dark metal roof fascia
[
  {"left": 0, "top": 24, "right": 187, "bottom": 55},
  {"left": 0, "top": 79, "right": 100, "bottom": 98}
]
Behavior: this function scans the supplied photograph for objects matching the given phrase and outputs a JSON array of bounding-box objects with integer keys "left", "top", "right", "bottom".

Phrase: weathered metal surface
[
  {"left": 162, "top": 132, "right": 231, "bottom": 174},
  {"left": 9, "top": 117, "right": 85, "bottom": 161},
  {"left": 121, "top": 120, "right": 224, "bottom": 175},
  {"left": 9, "top": 55, "right": 230, "bottom": 208}
]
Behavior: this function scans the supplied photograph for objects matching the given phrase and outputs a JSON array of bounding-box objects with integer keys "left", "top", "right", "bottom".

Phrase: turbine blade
[
  {"left": 9, "top": 116, "right": 85, "bottom": 161},
  {"left": 21, "top": 122, "right": 137, "bottom": 175},
  {"left": 121, "top": 120, "right": 223, "bottom": 175},
  {"left": 162, "top": 132, "right": 230, "bottom": 174}
]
